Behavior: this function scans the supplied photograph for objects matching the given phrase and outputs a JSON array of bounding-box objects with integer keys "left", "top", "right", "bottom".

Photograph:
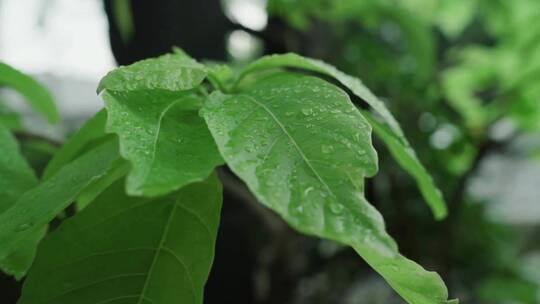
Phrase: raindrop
[
  {"left": 301, "top": 108, "right": 313, "bottom": 116},
  {"left": 15, "top": 223, "right": 33, "bottom": 232},
  {"left": 303, "top": 186, "right": 314, "bottom": 198},
  {"left": 321, "top": 145, "right": 334, "bottom": 154},
  {"left": 330, "top": 203, "right": 344, "bottom": 214}
]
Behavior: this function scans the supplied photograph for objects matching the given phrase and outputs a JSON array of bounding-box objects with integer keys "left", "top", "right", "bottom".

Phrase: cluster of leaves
[{"left": 1, "top": 46, "right": 457, "bottom": 303}]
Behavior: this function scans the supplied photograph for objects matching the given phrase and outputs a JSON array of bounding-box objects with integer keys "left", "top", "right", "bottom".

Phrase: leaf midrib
[
  {"left": 139, "top": 98, "right": 183, "bottom": 189},
  {"left": 240, "top": 94, "right": 336, "bottom": 198},
  {"left": 136, "top": 201, "right": 197, "bottom": 304}
]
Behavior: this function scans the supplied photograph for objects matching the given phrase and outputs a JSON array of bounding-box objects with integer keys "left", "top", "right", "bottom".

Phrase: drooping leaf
[
  {"left": 362, "top": 110, "right": 447, "bottom": 219},
  {"left": 0, "top": 124, "right": 40, "bottom": 278},
  {"left": 0, "top": 138, "right": 119, "bottom": 259},
  {"left": 97, "top": 51, "right": 206, "bottom": 93},
  {"left": 236, "top": 53, "right": 448, "bottom": 219},
  {"left": 203, "top": 73, "right": 451, "bottom": 304},
  {"left": 43, "top": 109, "right": 108, "bottom": 179},
  {"left": 0, "top": 62, "right": 59, "bottom": 123},
  {"left": 103, "top": 90, "right": 223, "bottom": 197},
  {"left": 20, "top": 174, "right": 223, "bottom": 304}
]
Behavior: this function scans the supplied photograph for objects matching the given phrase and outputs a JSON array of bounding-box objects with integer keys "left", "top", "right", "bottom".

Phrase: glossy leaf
[
  {"left": 43, "top": 109, "right": 108, "bottom": 179},
  {"left": 20, "top": 174, "right": 223, "bottom": 304},
  {"left": 97, "top": 51, "right": 206, "bottom": 93},
  {"left": 0, "top": 139, "right": 119, "bottom": 259},
  {"left": 0, "top": 124, "right": 40, "bottom": 278},
  {"left": 203, "top": 73, "right": 451, "bottom": 304},
  {"left": 103, "top": 90, "right": 223, "bottom": 197},
  {"left": 237, "top": 53, "right": 405, "bottom": 140},
  {"left": 0, "top": 62, "right": 59, "bottom": 123},
  {"left": 237, "top": 53, "right": 448, "bottom": 219},
  {"left": 362, "top": 110, "right": 447, "bottom": 219}
]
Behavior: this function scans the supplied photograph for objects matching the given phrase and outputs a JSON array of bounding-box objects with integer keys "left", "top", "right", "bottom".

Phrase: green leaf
[
  {"left": 0, "top": 138, "right": 119, "bottom": 259},
  {"left": 76, "top": 158, "right": 130, "bottom": 210},
  {"left": 0, "top": 62, "right": 59, "bottom": 123},
  {"left": 237, "top": 53, "right": 448, "bottom": 219},
  {"left": 435, "top": 0, "right": 477, "bottom": 38},
  {"left": 0, "top": 102, "right": 23, "bottom": 130},
  {"left": 0, "top": 124, "right": 38, "bottom": 213},
  {"left": 237, "top": 53, "right": 406, "bottom": 140},
  {"left": 43, "top": 109, "right": 108, "bottom": 179},
  {"left": 362, "top": 110, "right": 447, "bottom": 219},
  {"left": 97, "top": 51, "right": 206, "bottom": 93},
  {"left": 0, "top": 228, "right": 46, "bottom": 280},
  {"left": 20, "top": 174, "right": 223, "bottom": 304},
  {"left": 103, "top": 90, "right": 223, "bottom": 197},
  {"left": 0, "top": 124, "right": 40, "bottom": 278},
  {"left": 203, "top": 73, "right": 451, "bottom": 304}
]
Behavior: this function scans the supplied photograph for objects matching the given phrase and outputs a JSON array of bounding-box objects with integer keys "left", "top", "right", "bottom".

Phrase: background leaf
[
  {"left": 203, "top": 73, "right": 451, "bottom": 304},
  {"left": 0, "top": 124, "right": 40, "bottom": 278},
  {"left": 0, "top": 62, "right": 59, "bottom": 123},
  {"left": 0, "top": 139, "right": 119, "bottom": 259},
  {"left": 103, "top": 90, "right": 223, "bottom": 196},
  {"left": 43, "top": 109, "right": 108, "bottom": 179},
  {"left": 20, "top": 174, "right": 222, "bottom": 304},
  {"left": 0, "top": 124, "right": 38, "bottom": 213}
]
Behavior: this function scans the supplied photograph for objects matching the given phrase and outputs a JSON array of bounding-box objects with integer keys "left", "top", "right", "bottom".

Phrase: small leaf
[
  {"left": 0, "top": 62, "right": 59, "bottom": 123},
  {"left": 103, "top": 90, "right": 223, "bottom": 197},
  {"left": 203, "top": 73, "right": 450, "bottom": 304},
  {"left": 0, "top": 138, "right": 119, "bottom": 259},
  {"left": 97, "top": 51, "right": 206, "bottom": 93},
  {"left": 20, "top": 174, "right": 222, "bottom": 304},
  {"left": 362, "top": 110, "right": 447, "bottom": 219},
  {"left": 43, "top": 109, "right": 108, "bottom": 179}
]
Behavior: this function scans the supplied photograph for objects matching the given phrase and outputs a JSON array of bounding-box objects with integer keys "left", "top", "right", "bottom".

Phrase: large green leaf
[
  {"left": 237, "top": 53, "right": 405, "bottom": 140},
  {"left": 362, "top": 110, "right": 447, "bottom": 219},
  {"left": 0, "top": 139, "right": 119, "bottom": 259},
  {"left": 203, "top": 73, "right": 452, "bottom": 304},
  {"left": 43, "top": 109, "right": 108, "bottom": 179},
  {"left": 0, "top": 62, "right": 59, "bottom": 123},
  {"left": 0, "top": 124, "right": 40, "bottom": 278},
  {"left": 102, "top": 90, "right": 223, "bottom": 197},
  {"left": 20, "top": 174, "right": 222, "bottom": 304},
  {"left": 97, "top": 50, "right": 206, "bottom": 93},
  {"left": 236, "top": 53, "right": 448, "bottom": 218}
]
